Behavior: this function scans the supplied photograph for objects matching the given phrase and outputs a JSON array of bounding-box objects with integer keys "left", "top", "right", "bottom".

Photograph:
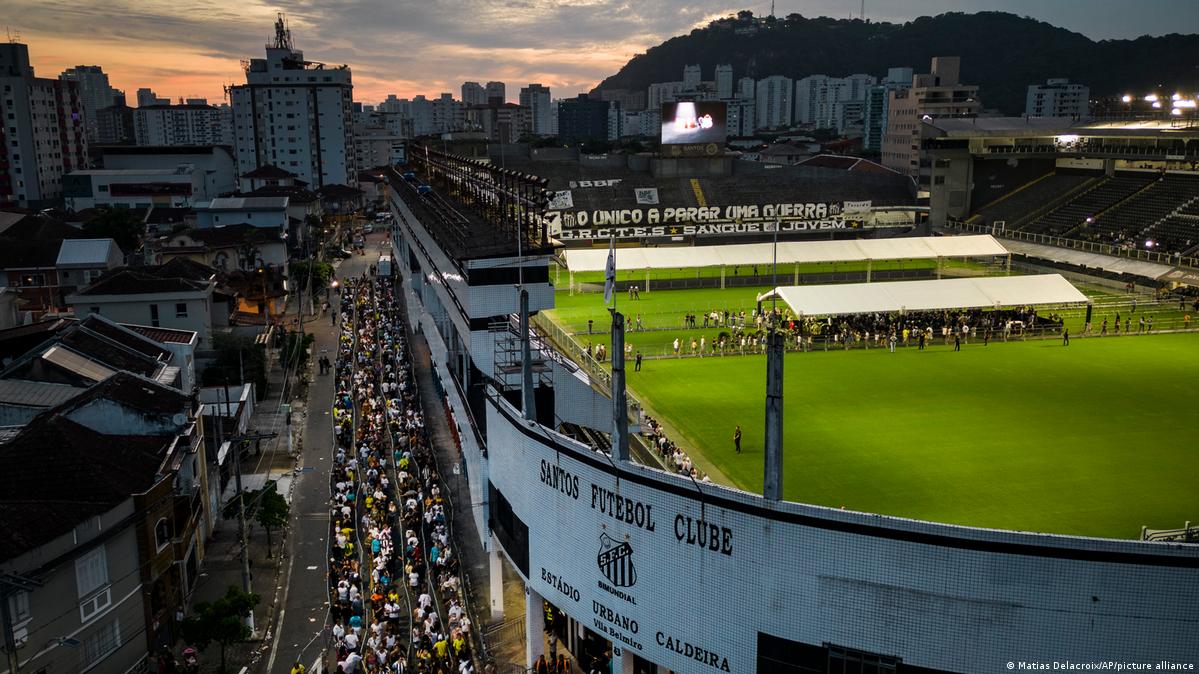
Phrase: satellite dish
[{"left": 173, "top": 413, "right": 187, "bottom": 425}]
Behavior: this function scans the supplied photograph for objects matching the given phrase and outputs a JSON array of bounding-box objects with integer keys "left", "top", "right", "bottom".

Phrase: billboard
[{"left": 660, "top": 101, "right": 726, "bottom": 156}]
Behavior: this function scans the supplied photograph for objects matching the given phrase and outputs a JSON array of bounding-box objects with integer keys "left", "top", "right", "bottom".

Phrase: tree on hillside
[{"left": 180, "top": 586, "right": 260, "bottom": 673}]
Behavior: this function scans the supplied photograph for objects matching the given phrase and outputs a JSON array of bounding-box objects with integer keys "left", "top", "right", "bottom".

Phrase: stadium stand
[
  {"left": 1020, "top": 173, "right": 1155, "bottom": 236},
  {"left": 969, "top": 172, "right": 1095, "bottom": 228},
  {"left": 1068, "top": 173, "right": 1199, "bottom": 247}
]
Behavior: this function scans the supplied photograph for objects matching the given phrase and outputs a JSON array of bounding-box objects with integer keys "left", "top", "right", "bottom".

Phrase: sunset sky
[{"left": 12, "top": 0, "right": 1198, "bottom": 106}]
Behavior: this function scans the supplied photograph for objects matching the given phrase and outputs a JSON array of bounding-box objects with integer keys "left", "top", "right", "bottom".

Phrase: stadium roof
[
  {"left": 562, "top": 235, "right": 1009, "bottom": 272},
  {"left": 759, "top": 274, "right": 1089, "bottom": 317}
]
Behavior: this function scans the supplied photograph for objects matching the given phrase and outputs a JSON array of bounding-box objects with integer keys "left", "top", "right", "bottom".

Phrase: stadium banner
[
  {"left": 635, "top": 188, "right": 660, "bottom": 205},
  {"left": 540, "top": 201, "right": 878, "bottom": 240},
  {"left": 547, "top": 190, "right": 574, "bottom": 210},
  {"left": 569, "top": 179, "right": 622, "bottom": 189},
  {"left": 552, "top": 220, "right": 855, "bottom": 241},
  {"left": 842, "top": 199, "right": 872, "bottom": 214}
]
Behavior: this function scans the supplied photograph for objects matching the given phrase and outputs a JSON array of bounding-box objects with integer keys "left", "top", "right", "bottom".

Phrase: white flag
[{"left": 603, "top": 235, "right": 616, "bottom": 305}]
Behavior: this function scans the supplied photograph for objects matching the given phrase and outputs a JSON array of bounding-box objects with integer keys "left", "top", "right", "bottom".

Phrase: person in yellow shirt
[
  {"left": 290, "top": 662, "right": 305, "bottom": 674},
  {"left": 433, "top": 637, "right": 449, "bottom": 659}
]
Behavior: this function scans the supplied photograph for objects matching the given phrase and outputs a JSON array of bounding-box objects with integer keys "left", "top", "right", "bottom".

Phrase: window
[
  {"left": 80, "top": 619, "right": 121, "bottom": 671},
  {"left": 75, "top": 545, "right": 111, "bottom": 623},
  {"left": 149, "top": 304, "right": 160, "bottom": 327},
  {"left": 154, "top": 518, "right": 171, "bottom": 551},
  {"left": 175, "top": 302, "right": 188, "bottom": 318},
  {"left": 98, "top": 184, "right": 108, "bottom": 192},
  {"left": 89, "top": 306, "right": 100, "bottom": 315}
]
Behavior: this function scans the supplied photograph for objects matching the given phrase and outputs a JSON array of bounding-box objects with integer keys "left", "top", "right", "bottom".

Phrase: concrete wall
[{"left": 484, "top": 393, "right": 1199, "bottom": 673}]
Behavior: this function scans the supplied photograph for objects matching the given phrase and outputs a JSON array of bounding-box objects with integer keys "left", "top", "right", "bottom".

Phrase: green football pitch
[{"left": 621, "top": 332, "right": 1199, "bottom": 539}]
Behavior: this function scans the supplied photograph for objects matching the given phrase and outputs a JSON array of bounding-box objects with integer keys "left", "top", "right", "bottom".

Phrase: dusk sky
[{"left": 13, "top": 0, "right": 1199, "bottom": 105}]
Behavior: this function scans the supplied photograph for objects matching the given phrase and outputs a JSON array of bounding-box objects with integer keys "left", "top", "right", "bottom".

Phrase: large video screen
[{"left": 660, "top": 101, "right": 727, "bottom": 146}]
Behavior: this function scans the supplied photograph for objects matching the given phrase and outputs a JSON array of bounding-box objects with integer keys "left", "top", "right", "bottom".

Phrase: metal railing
[
  {"left": 948, "top": 221, "right": 1199, "bottom": 269},
  {"left": 530, "top": 313, "right": 643, "bottom": 426}
]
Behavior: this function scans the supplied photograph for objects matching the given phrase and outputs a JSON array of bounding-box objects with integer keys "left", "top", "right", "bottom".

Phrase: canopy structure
[
  {"left": 758, "top": 274, "right": 1089, "bottom": 317},
  {"left": 561, "top": 235, "right": 1009, "bottom": 273}
]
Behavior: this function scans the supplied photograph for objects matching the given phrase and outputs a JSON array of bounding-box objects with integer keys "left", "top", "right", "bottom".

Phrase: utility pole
[
  {"left": 223, "top": 421, "right": 277, "bottom": 633},
  {"left": 1, "top": 573, "right": 42, "bottom": 674}
]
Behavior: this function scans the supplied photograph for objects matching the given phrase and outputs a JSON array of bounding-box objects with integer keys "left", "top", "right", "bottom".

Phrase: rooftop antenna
[
  {"left": 272, "top": 13, "right": 293, "bottom": 51},
  {"left": 861, "top": 0, "right": 866, "bottom": 20},
  {"left": 770, "top": 0, "right": 775, "bottom": 17}
]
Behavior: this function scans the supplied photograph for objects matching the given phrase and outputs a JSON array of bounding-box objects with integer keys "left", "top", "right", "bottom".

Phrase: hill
[{"left": 592, "top": 11, "right": 1199, "bottom": 116}]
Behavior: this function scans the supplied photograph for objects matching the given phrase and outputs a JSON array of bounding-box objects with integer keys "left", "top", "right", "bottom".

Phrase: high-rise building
[
  {"left": 864, "top": 67, "right": 913, "bottom": 152},
  {"left": 755, "top": 75, "right": 793, "bottom": 130},
  {"left": 557, "top": 94, "right": 611, "bottom": 143},
  {"left": 883, "top": 57, "right": 980, "bottom": 183},
  {"left": 715, "top": 64, "right": 734, "bottom": 100},
  {"left": 229, "top": 15, "right": 356, "bottom": 188},
  {"left": 738, "top": 77, "right": 755, "bottom": 100},
  {"left": 461, "top": 82, "right": 486, "bottom": 106},
  {"left": 136, "top": 87, "right": 168, "bottom": 107},
  {"left": 432, "top": 93, "right": 463, "bottom": 133},
  {"left": 683, "top": 64, "right": 702, "bottom": 89},
  {"left": 0, "top": 43, "right": 88, "bottom": 208},
  {"left": 96, "top": 93, "right": 136, "bottom": 145},
  {"left": 1026, "top": 78, "right": 1090, "bottom": 118},
  {"left": 59, "top": 65, "right": 120, "bottom": 143},
  {"left": 519, "top": 84, "right": 553, "bottom": 136},
  {"left": 134, "top": 99, "right": 233, "bottom": 146},
  {"left": 795, "top": 74, "right": 877, "bottom": 129},
  {"left": 648, "top": 82, "right": 685, "bottom": 110},
  {"left": 485, "top": 81, "right": 506, "bottom": 104}
]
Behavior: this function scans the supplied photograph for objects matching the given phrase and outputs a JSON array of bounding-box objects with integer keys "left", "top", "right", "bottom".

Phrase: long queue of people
[
  {"left": 642, "top": 415, "right": 711, "bottom": 484},
  {"left": 326, "top": 277, "right": 478, "bottom": 674}
]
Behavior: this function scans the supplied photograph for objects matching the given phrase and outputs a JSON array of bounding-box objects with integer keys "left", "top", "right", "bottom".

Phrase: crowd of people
[
  {"left": 642, "top": 415, "right": 711, "bottom": 484},
  {"left": 326, "top": 277, "right": 477, "bottom": 674}
]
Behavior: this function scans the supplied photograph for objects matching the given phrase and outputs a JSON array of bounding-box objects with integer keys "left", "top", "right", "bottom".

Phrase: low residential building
[
  {"left": 56, "top": 238, "right": 125, "bottom": 296},
  {"left": 63, "top": 166, "right": 208, "bottom": 211},
  {"left": 317, "top": 184, "right": 364, "bottom": 216},
  {"left": 66, "top": 259, "right": 228, "bottom": 347},
  {"left": 0, "top": 213, "right": 87, "bottom": 315},
  {"left": 0, "top": 371, "right": 208, "bottom": 669},
  {"left": 157, "top": 223, "right": 288, "bottom": 271},
  {"left": 194, "top": 197, "right": 289, "bottom": 230},
  {"left": 238, "top": 164, "right": 301, "bottom": 193},
  {"left": 95, "top": 145, "right": 238, "bottom": 200}
]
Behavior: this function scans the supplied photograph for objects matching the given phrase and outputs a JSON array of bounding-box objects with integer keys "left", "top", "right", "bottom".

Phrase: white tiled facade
[
  {"left": 134, "top": 103, "right": 232, "bottom": 146},
  {"left": 230, "top": 18, "right": 355, "bottom": 189}
]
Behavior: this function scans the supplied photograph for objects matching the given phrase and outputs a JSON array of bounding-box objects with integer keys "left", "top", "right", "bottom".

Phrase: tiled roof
[
  {"left": 242, "top": 164, "right": 295, "bottom": 179},
  {"left": 76, "top": 269, "right": 209, "bottom": 296},
  {"left": 0, "top": 379, "right": 84, "bottom": 407},
  {"left": 124, "top": 324, "right": 197, "bottom": 344},
  {"left": 244, "top": 184, "right": 319, "bottom": 203},
  {"left": 0, "top": 414, "right": 175, "bottom": 561},
  {"left": 318, "top": 183, "right": 363, "bottom": 199}
]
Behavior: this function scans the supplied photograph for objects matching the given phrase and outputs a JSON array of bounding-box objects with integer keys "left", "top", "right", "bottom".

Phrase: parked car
[
  {"left": 325, "top": 246, "right": 352, "bottom": 260},
  {"left": 363, "top": 223, "right": 374, "bottom": 234}
]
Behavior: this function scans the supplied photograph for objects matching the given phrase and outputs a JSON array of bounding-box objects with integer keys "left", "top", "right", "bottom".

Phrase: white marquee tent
[
  {"left": 561, "top": 235, "right": 1009, "bottom": 273},
  {"left": 758, "top": 274, "right": 1089, "bottom": 317}
]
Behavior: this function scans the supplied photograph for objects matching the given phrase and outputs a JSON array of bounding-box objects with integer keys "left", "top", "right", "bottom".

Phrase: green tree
[
  {"left": 82, "top": 207, "right": 143, "bottom": 253},
  {"left": 254, "top": 481, "right": 290, "bottom": 557},
  {"left": 288, "top": 261, "right": 334, "bottom": 297},
  {"left": 201, "top": 333, "right": 268, "bottom": 400},
  {"left": 180, "top": 586, "right": 260, "bottom": 673}
]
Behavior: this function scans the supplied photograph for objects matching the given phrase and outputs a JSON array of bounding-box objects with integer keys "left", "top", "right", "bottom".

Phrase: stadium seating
[
  {"left": 970, "top": 173, "right": 1094, "bottom": 228},
  {"left": 1020, "top": 173, "right": 1155, "bottom": 236},
  {"left": 1068, "top": 174, "right": 1199, "bottom": 246}
]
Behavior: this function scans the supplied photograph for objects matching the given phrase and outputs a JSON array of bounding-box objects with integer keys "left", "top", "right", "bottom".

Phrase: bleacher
[
  {"left": 1145, "top": 216, "right": 1199, "bottom": 254},
  {"left": 970, "top": 173, "right": 1094, "bottom": 228},
  {"left": 1068, "top": 174, "right": 1199, "bottom": 245},
  {"left": 1020, "top": 173, "right": 1156, "bottom": 236}
]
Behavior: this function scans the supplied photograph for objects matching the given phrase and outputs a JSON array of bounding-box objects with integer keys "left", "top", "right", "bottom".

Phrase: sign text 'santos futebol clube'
[{"left": 488, "top": 398, "right": 1199, "bottom": 673}]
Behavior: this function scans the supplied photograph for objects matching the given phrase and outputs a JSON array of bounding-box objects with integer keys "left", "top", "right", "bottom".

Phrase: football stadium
[{"left": 380, "top": 113, "right": 1199, "bottom": 673}]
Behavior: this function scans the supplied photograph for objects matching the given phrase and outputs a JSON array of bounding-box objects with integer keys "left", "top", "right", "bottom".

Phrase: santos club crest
[{"left": 597, "top": 533, "right": 637, "bottom": 588}]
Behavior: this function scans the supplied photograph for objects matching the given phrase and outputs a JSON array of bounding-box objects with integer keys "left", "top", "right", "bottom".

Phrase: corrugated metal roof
[
  {"left": 0, "top": 212, "right": 26, "bottom": 236},
  {"left": 56, "top": 239, "right": 118, "bottom": 267},
  {"left": 0, "top": 379, "right": 84, "bottom": 407},
  {"left": 41, "top": 346, "right": 115, "bottom": 382}
]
